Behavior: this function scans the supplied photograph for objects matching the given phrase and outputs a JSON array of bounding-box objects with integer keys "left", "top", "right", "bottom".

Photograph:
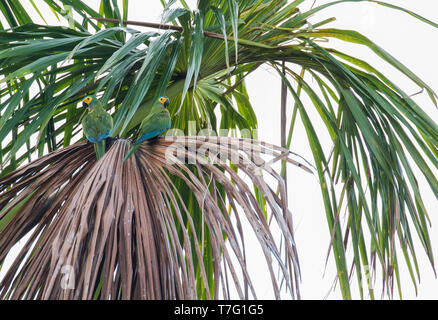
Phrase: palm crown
[{"left": 0, "top": 0, "right": 437, "bottom": 300}]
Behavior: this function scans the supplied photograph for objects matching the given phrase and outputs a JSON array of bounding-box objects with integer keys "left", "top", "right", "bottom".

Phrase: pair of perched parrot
[{"left": 81, "top": 95, "right": 171, "bottom": 161}]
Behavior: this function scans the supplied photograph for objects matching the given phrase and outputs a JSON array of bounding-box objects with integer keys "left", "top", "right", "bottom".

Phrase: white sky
[
  {"left": 1, "top": 0, "right": 438, "bottom": 299},
  {"left": 244, "top": 0, "right": 438, "bottom": 299}
]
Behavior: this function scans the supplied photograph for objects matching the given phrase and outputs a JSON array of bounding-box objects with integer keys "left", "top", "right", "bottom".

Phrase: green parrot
[
  {"left": 123, "top": 96, "right": 171, "bottom": 162},
  {"left": 81, "top": 94, "right": 114, "bottom": 160}
]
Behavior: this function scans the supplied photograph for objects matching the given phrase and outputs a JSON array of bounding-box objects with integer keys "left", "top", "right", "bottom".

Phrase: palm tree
[{"left": 0, "top": 0, "right": 437, "bottom": 300}]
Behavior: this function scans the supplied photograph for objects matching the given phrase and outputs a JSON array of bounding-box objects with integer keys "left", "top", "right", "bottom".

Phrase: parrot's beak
[
  {"left": 82, "top": 101, "right": 89, "bottom": 108},
  {"left": 163, "top": 99, "right": 170, "bottom": 108}
]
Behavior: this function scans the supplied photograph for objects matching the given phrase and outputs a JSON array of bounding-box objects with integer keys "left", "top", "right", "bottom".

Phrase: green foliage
[{"left": 0, "top": 0, "right": 438, "bottom": 299}]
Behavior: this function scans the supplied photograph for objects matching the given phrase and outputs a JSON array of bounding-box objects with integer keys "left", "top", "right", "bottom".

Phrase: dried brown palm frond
[{"left": 0, "top": 136, "right": 312, "bottom": 300}]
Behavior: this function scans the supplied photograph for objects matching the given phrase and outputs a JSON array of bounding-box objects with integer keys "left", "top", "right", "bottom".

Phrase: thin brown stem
[
  {"left": 280, "top": 61, "right": 287, "bottom": 180},
  {"left": 91, "top": 17, "right": 228, "bottom": 41},
  {"left": 280, "top": 60, "right": 287, "bottom": 193}
]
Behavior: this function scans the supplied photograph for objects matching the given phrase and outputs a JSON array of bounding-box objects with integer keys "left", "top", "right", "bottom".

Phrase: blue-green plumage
[
  {"left": 81, "top": 95, "right": 113, "bottom": 160},
  {"left": 123, "top": 97, "right": 171, "bottom": 162}
]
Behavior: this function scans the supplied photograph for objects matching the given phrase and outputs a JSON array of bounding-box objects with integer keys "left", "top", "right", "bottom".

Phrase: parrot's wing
[
  {"left": 82, "top": 114, "right": 99, "bottom": 140},
  {"left": 141, "top": 109, "right": 170, "bottom": 133},
  {"left": 96, "top": 110, "right": 113, "bottom": 135},
  {"left": 82, "top": 109, "right": 113, "bottom": 143},
  {"left": 136, "top": 109, "right": 171, "bottom": 143}
]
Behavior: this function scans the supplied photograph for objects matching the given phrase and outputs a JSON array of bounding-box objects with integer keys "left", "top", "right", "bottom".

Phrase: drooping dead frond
[{"left": 0, "top": 137, "right": 311, "bottom": 299}]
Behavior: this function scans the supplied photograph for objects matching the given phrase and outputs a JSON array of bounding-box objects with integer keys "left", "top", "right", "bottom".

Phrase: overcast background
[
  {"left": 244, "top": 0, "right": 438, "bottom": 299},
  {"left": 243, "top": 0, "right": 438, "bottom": 299},
  {"left": 2, "top": 0, "right": 437, "bottom": 299}
]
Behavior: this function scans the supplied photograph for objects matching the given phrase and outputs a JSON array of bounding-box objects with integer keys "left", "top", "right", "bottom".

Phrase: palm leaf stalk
[
  {"left": 0, "top": 0, "right": 438, "bottom": 299},
  {"left": 0, "top": 137, "right": 308, "bottom": 299}
]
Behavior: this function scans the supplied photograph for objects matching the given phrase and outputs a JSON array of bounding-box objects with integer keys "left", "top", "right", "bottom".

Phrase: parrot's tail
[
  {"left": 94, "top": 140, "right": 106, "bottom": 160},
  {"left": 122, "top": 143, "right": 140, "bottom": 163}
]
